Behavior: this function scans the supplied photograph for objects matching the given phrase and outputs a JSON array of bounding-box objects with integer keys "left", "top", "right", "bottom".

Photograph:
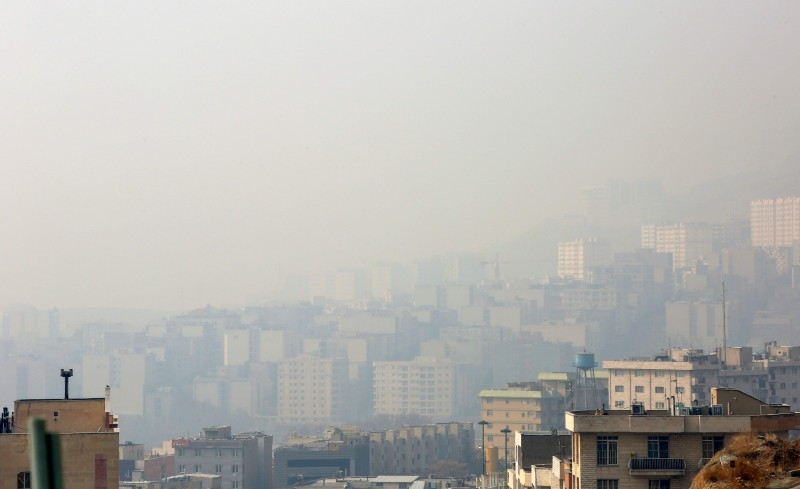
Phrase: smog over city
[{"left": 2, "top": 2, "right": 800, "bottom": 485}]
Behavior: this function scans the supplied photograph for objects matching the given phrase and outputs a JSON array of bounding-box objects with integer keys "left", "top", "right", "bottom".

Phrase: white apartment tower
[
  {"left": 751, "top": 197, "right": 800, "bottom": 248},
  {"left": 641, "top": 223, "right": 712, "bottom": 269},
  {"left": 557, "top": 238, "right": 609, "bottom": 281}
]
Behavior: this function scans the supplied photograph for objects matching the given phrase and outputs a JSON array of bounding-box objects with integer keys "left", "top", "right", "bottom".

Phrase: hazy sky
[{"left": 1, "top": 2, "right": 799, "bottom": 309}]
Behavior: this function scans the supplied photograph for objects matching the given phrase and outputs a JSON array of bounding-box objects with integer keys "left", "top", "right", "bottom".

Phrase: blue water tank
[{"left": 575, "top": 352, "right": 596, "bottom": 370}]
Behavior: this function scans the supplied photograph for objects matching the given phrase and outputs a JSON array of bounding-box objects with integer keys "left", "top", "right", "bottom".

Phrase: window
[
  {"left": 597, "top": 436, "right": 618, "bottom": 465},
  {"left": 781, "top": 383, "right": 786, "bottom": 389},
  {"left": 232, "top": 482, "right": 239, "bottom": 489},
  {"left": 702, "top": 436, "right": 725, "bottom": 459},
  {"left": 487, "top": 435, "right": 494, "bottom": 442},
  {"left": 676, "top": 372, "right": 686, "bottom": 378},
  {"left": 648, "top": 436, "right": 669, "bottom": 458},
  {"left": 232, "top": 449, "right": 239, "bottom": 457},
  {"left": 649, "top": 480, "right": 670, "bottom": 489},
  {"left": 614, "top": 370, "right": 624, "bottom": 377},
  {"left": 177, "top": 448, "right": 185, "bottom": 456},
  {"left": 654, "top": 371, "right": 665, "bottom": 378},
  {"left": 194, "top": 465, "right": 201, "bottom": 472},
  {"left": 676, "top": 387, "right": 685, "bottom": 394},
  {"left": 17, "top": 472, "right": 31, "bottom": 489},
  {"left": 615, "top": 385, "right": 625, "bottom": 392},
  {"left": 232, "top": 465, "right": 239, "bottom": 473},
  {"left": 635, "top": 370, "right": 645, "bottom": 377},
  {"left": 597, "top": 480, "right": 618, "bottom": 489},
  {"left": 614, "top": 401, "right": 624, "bottom": 408},
  {"left": 635, "top": 386, "right": 645, "bottom": 393},
  {"left": 194, "top": 449, "right": 202, "bottom": 456},
  {"left": 178, "top": 465, "right": 186, "bottom": 473},
  {"left": 655, "top": 402, "right": 665, "bottom": 409},
  {"left": 655, "top": 386, "right": 665, "bottom": 394},
  {"left": 487, "top": 410, "right": 493, "bottom": 416},
  {"left": 216, "top": 449, "right": 223, "bottom": 457}
]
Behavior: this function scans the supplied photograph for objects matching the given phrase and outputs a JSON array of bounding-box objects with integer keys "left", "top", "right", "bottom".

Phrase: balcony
[{"left": 628, "top": 458, "right": 687, "bottom": 476}]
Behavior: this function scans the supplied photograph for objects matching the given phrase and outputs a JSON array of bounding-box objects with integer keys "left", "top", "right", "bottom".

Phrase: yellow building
[
  {"left": 479, "top": 382, "right": 564, "bottom": 452},
  {"left": 1, "top": 397, "right": 119, "bottom": 489}
]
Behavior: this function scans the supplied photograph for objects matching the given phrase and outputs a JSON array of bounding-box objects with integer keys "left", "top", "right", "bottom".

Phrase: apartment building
[
  {"left": 565, "top": 388, "right": 800, "bottom": 489},
  {"left": 479, "top": 382, "right": 565, "bottom": 447},
  {"left": 277, "top": 354, "right": 349, "bottom": 423},
  {"left": 557, "top": 239, "right": 610, "bottom": 282},
  {"left": 607, "top": 346, "right": 800, "bottom": 412},
  {"left": 641, "top": 223, "right": 712, "bottom": 270},
  {"left": 172, "top": 426, "right": 272, "bottom": 489},
  {"left": 751, "top": 197, "right": 800, "bottom": 248},
  {"left": 1, "top": 396, "right": 119, "bottom": 489},
  {"left": 373, "top": 357, "right": 473, "bottom": 419},
  {"left": 603, "top": 349, "right": 721, "bottom": 410},
  {"left": 368, "top": 422, "right": 474, "bottom": 476}
]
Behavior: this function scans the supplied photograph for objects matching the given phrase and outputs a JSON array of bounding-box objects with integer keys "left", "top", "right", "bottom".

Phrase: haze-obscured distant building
[
  {"left": 277, "top": 354, "right": 349, "bottom": 423},
  {"left": 751, "top": 197, "right": 800, "bottom": 248},
  {"left": 373, "top": 357, "right": 474, "bottom": 419},
  {"left": 557, "top": 238, "right": 610, "bottom": 282},
  {"left": 641, "top": 222, "right": 712, "bottom": 270}
]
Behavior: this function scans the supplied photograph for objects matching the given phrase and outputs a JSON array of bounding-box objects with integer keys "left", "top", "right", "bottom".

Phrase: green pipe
[{"left": 28, "top": 418, "right": 63, "bottom": 489}]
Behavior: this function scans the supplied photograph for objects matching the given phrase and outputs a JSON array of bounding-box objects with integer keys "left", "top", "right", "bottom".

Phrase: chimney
[{"left": 105, "top": 385, "right": 111, "bottom": 411}]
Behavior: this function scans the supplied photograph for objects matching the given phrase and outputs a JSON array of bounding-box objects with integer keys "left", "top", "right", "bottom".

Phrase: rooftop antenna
[{"left": 60, "top": 369, "right": 73, "bottom": 400}]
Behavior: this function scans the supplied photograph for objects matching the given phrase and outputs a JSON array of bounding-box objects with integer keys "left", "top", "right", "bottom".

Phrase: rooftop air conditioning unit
[
  {"left": 631, "top": 403, "right": 646, "bottom": 415},
  {"left": 710, "top": 405, "right": 724, "bottom": 416}
]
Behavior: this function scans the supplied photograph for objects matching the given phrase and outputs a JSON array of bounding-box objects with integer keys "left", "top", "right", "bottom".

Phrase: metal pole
[
  {"left": 478, "top": 420, "right": 488, "bottom": 476},
  {"left": 29, "top": 417, "right": 63, "bottom": 489},
  {"left": 501, "top": 428, "right": 511, "bottom": 470}
]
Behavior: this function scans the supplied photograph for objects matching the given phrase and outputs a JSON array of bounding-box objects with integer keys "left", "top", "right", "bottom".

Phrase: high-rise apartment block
[
  {"left": 557, "top": 238, "right": 610, "bottom": 281},
  {"left": 751, "top": 197, "right": 800, "bottom": 248},
  {"left": 641, "top": 223, "right": 712, "bottom": 269},
  {"left": 277, "top": 355, "right": 348, "bottom": 423},
  {"left": 373, "top": 357, "right": 472, "bottom": 419}
]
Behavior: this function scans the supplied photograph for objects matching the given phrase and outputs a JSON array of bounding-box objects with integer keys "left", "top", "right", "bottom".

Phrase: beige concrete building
[
  {"left": 557, "top": 239, "right": 610, "bottom": 282},
  {"left": 373, "top": 357, "right": 472, "bottom": 419},
  {"left": 1, "top": 397, "right": 119, "bottom": 489},
  {"left": 751, "top": 197, "right": 800, "bottom": 248},
  {"left": 479, "top": 383, "right": 564, "bottom": 448},
  {"left": 641, "top": 223, "right": 712, "bottom": 270},
  {"left": 603, "top": 349, "right": 721, "bottom": 410},
  {"left": 607, "top": 346, "right": 800, "bottom": 412},
  {"left": 564, "top": 388, "right": 800, "bottom": 489},
  {"left": 277, "top": 354, "right": 349, "bottom": 423}
]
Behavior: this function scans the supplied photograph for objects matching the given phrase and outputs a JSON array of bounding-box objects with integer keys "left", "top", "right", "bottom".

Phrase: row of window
[
  {"left": 177, "top": 464, "right": 239, "bottom": 473},
  {"left": 613, "top": 370, "right": 688, "bottom": 378},
  {"left": 614, "top": 385, "right": 684, "bottom": 394},
  {"left": 595, "top": 435, "right": 724, "bottom": 465},
  {"left": 176, "top": 448, "right": 240, "bottom": 457}
]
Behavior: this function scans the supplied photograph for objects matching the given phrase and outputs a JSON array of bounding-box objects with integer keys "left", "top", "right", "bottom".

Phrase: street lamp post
[
  {"left": 478, "top": 420, "right": 489, "bottom": 476},
  {"left": 500, "top": 428, "right": 512, "bottom": 470}
]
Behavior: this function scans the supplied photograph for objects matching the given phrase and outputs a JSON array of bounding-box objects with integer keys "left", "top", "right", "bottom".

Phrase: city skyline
[{"left": 2, "top": 2, "right": 800, "bottom": 309}]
